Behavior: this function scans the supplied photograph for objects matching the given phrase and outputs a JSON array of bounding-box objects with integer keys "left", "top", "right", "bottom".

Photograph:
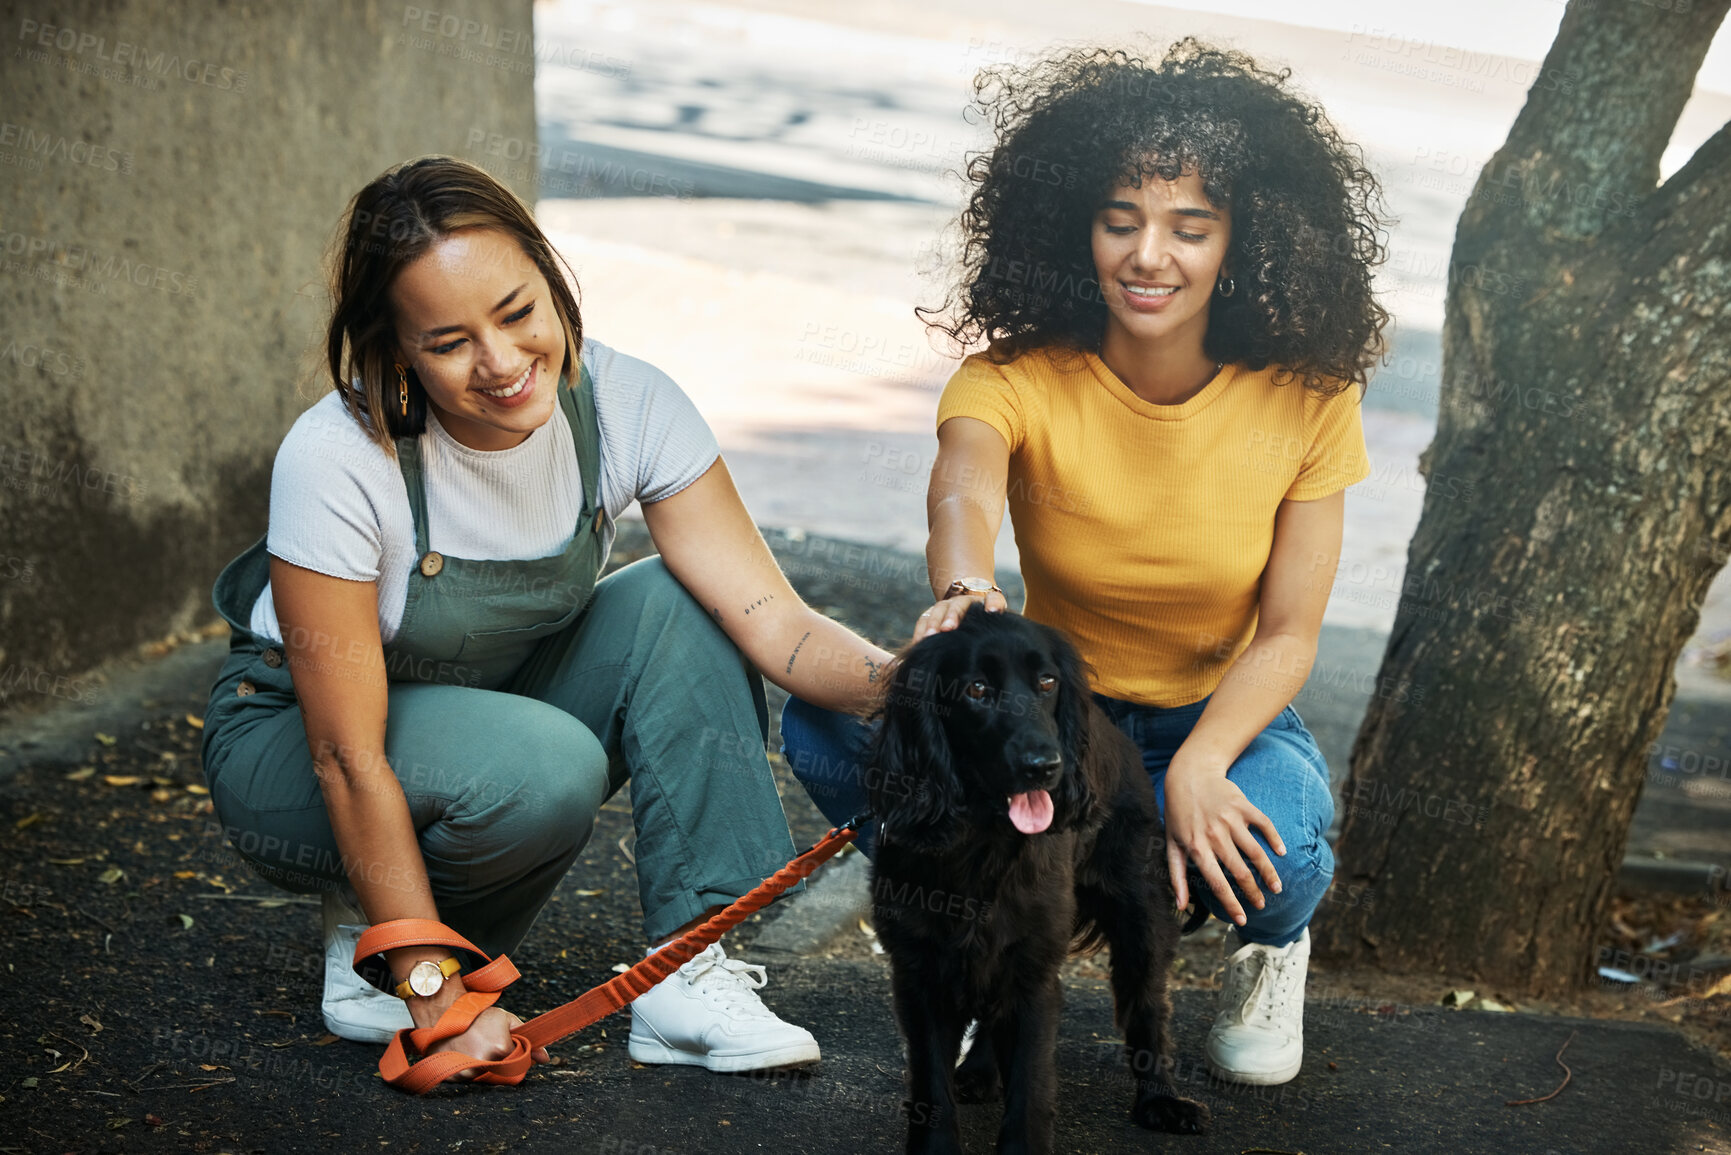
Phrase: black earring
[{"left": 1216, "top": 276, "right": 1236, "bottom": 298}]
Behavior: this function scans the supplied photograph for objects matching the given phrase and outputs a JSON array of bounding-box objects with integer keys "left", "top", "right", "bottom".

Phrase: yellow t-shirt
[{"left": 936, "top": 347, "right": 1371, "bottom": 707}]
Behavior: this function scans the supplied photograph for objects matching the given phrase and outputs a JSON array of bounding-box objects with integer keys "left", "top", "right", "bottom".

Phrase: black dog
[{"left": 866, "top": 608, "right": 1209, "bottom": 1154}]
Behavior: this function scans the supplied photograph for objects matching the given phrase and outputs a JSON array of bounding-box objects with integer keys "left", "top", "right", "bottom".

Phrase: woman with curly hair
[{"left": 782, "top": 39, "right": 1386, "bottom": 1087}]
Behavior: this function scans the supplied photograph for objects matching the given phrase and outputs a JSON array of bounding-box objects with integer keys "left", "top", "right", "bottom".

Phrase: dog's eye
[
  {"left": 965, "top": 680, "right": 989, "bottom": 701},
  {"left": 1036, "top": 674, "right": 1058, "bottom": 694}
]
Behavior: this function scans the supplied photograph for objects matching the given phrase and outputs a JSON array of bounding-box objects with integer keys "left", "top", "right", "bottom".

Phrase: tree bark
[{"left": 1313, "top": 0, "right": 1731, "bottom": 996}]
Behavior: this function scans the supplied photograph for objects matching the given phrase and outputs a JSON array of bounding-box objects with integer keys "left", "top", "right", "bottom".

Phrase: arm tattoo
[
  {"left": 744, "top": 594, "right": 775, "bottom": 615},
  {"left": 863, "top": 656, "right": 884, "bottom": 685},
  {"left": 786, "top": 630, "right": 812, "bottom": 676}
]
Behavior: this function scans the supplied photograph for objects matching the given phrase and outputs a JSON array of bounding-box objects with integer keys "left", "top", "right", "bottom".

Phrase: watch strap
[{"left": 943, "top": 577, "right": 1002, "bottom": 599}]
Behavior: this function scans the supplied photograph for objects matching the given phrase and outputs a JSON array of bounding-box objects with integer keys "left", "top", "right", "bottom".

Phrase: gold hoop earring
[{"left": 395, "top": 363, "right": 409, "bottom": 417}]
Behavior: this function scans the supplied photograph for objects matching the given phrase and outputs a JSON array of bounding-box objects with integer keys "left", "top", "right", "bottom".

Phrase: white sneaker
[
  {"left": 320, "top": 888, "right": 414, "bottom": 1044},
  {"left": 627, "top": 943, "right": 820, "bottom": 1072},
  {"left": 1204, "top": 926, "right": 1309, "bottom": 1086}
]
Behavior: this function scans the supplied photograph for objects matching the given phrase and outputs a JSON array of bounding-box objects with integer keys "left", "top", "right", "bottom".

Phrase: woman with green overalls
[{"left": 201, "top": 157, "right": 893, "bottom": 1077}]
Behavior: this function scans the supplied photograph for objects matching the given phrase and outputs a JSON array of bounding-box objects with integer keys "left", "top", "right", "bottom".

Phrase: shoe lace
[
  {"left": 679, "top": 945, "right": 773, "bottom": 1018},
  {"left": 1222, "top": 941, "right": 1300, "bottom": 1028}
]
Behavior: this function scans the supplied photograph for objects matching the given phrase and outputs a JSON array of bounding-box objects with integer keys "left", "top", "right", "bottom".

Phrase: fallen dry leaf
[
  {"left": 14, "top": 812, "right": 44, "bottom": 830},
  {"left": 103, "top": 775, "right": 142, "bottom": 787},
  {"left": 185, "top": 714, "right": 204, "bottom": 729},
  {"left": 185, "top": 784, "right": 209, "bottom": 795},
  {"left": 65, "top": 767, "right": 96, "bottom": 781},
  {"left": 94, "top": 733, "right": 117, "bottom": 746},
  {"left": 79, "top": 1013, "right": 103, "bottom": 1033},
  {"left": 47, "top": 858, "right": 85, "bottom": 866},
  {"left": 97, "top": 867, "right": 125, "bottom": 885},
  {"left": 313, "top": 1034, "right": 340, "bottom": 1046}
]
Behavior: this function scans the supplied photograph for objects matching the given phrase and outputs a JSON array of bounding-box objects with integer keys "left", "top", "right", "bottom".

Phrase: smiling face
[
  {"left": 1090, "top": 167, "right": 1231, "bottom": 358},
  {"left": 390, "top": 227, "right": 566, "bottom": 451}
]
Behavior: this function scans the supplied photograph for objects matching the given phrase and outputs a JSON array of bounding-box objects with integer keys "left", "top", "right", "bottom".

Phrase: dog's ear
[
  {"left": 865, "top": 641, "right": 963, "bottom": 850},
  {"left": 1045, "top": 623, "right": 1099, "bottom": 828}
]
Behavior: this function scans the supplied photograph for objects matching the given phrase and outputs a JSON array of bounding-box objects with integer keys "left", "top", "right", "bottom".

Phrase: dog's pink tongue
[{"left": 1008, "top": 789, "right": 1054, "bottom": 834}]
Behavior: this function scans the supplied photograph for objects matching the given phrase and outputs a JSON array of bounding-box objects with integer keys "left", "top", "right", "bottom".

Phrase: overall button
[
  {"left": 262, "top": 649, "right": 283, "bottom": 668},
  {"left": 420, "top": 551, "right": 444, "bottom": 577},
  {"left": 235, "top": 681, "right": 256, "bottom": 698}
]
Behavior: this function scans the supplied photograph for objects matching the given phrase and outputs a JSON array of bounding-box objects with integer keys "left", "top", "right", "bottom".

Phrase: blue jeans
[{"left": 779, "top": 691, "right": 1334, "bottom": 947}]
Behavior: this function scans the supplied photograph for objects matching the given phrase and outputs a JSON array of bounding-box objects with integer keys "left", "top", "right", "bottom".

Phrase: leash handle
[
  {"left": 354, "top": 919, "right": 532, "bottom": 1093},
  {"left": 354, "top": 821, "right": 862, "bottom": 1093}
]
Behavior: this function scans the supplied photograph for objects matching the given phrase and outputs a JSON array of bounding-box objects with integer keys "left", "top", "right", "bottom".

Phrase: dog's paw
[
  {"left": 1132, "top": 1093, "right": 1211, "bottom": 1134},
  {"left": 953, "top": 1062, "right": 1002, "bottom": 1103},
  {"left": 952, "top": 1035, "right": 1002, "bottom": 1103}
]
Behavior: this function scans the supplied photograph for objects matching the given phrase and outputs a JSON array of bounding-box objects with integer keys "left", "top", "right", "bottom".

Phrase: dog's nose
[{"left": 1018, "top": 752, "right": 1062, "bottom": 784}]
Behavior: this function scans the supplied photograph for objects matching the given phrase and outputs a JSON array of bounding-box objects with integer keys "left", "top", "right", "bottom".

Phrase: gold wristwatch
[
  {"left": 943, "top": 577, "right": 1002, "bottom": 600},
  {"left": 395, "top": 956, "right": 462, "bottom": 999}
]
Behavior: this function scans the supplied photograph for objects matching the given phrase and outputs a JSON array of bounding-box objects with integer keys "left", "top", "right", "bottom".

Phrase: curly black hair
[{"left": 920, "top": 39, "right": 1390, "bottom": 395}]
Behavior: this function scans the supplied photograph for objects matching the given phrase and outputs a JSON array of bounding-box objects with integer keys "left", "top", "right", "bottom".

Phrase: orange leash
[{"left": 354, "top": 819, "right": 863, "bottom": 1094}]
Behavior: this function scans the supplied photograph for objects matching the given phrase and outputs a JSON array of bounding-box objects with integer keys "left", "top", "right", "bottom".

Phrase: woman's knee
[
  {"left": 1191, "top": 817, "right": 1333, "bottom": 945},
  {"left": 1235, "top": 838, "right": 1333, "bottom": 945},
  {"left": 489, "top": 705, "right": 609, "bottom": 854},
  {"left": 1225, "top": 732, "right": 1332, "bottom": 853},
  {"left": 393, "top": 690, "right": 611, "bottom": 859},
  {"left": 1202, "top": 735, "right": 1335, "bottom": 943}
]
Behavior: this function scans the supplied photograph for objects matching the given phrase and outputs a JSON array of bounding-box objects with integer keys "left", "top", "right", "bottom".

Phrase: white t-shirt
[{"left": 247, "top": 339, "right": 719, "bottom": 645}]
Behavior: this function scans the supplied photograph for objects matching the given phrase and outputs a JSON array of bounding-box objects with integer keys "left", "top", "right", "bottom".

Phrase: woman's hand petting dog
[
  {"left": 1161, "top": 763, "right": 1286, "bottom": 927},
  {"left": 911, "top": 588, "right": 1007, "bottom": 645}
]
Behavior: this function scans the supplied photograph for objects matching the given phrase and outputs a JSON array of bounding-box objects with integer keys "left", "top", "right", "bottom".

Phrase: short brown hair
[{"left": 325, "top": 156, "right": 584, "bottom": 451}]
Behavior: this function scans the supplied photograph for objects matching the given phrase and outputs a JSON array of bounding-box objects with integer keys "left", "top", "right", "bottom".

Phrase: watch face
[{"left": 408, "top": 960, "right": 444, "bottom": 997}]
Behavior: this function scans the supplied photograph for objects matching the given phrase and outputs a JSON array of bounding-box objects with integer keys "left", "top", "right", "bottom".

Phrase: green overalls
[{"left": 200, "top": 369, "right": 797, "bottom": 954}]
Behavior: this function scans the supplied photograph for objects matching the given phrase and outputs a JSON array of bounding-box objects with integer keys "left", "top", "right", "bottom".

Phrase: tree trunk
[{"left": 1313, "top": 0, "right": 1731, "bottom": 996}]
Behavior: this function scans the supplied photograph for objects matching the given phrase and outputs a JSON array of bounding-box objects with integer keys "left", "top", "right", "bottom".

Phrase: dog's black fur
[{"left": 866, "top": 609, "right": 1210, "bottom": 1154}]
